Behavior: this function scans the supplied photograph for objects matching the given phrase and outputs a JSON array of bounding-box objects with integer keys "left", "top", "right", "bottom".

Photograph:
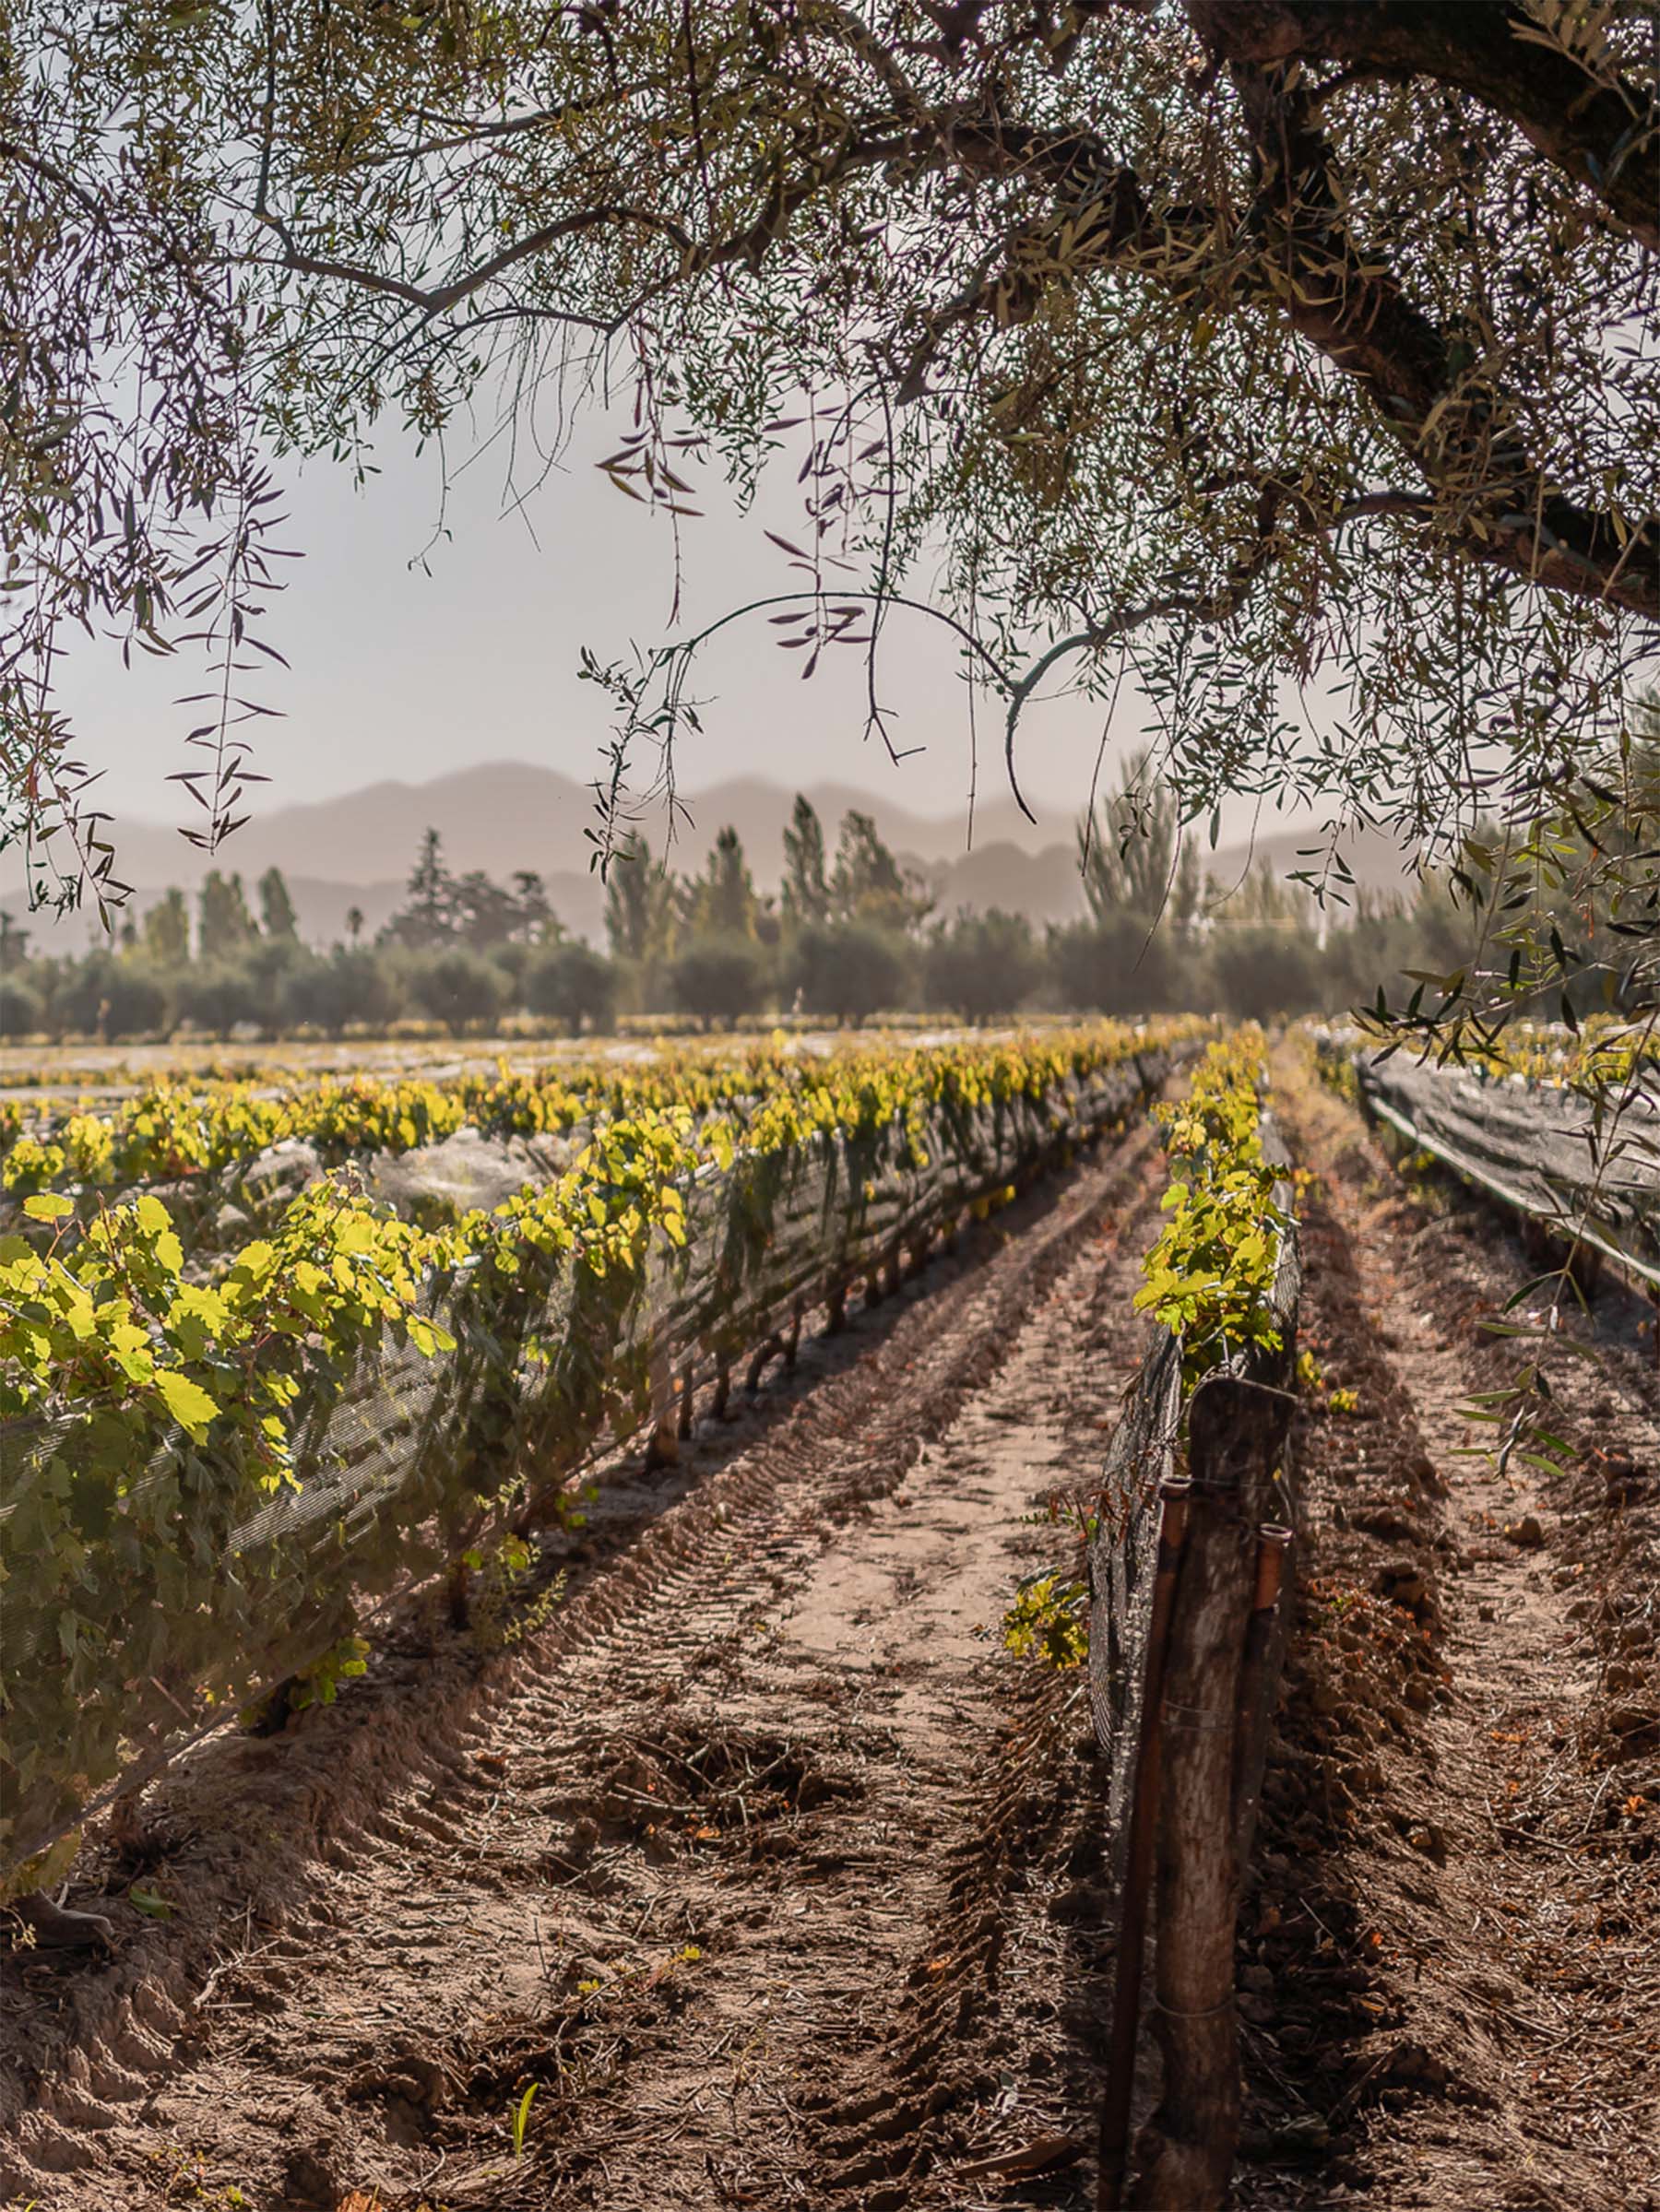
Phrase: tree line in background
[{"left": 0, "top": 753, "right": 1624, "bottom": 1046}]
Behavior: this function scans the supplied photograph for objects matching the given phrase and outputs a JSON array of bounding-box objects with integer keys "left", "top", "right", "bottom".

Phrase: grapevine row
[
  {"left": 2, "top": 1029, "right": 1203, "bottom": 1201},
  {"left": 0, "top": 1022, "right": 1203, "bottom": 1892}
]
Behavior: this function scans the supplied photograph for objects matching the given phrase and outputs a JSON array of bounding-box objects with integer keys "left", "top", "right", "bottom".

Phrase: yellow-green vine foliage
[
  {"left": 2, "top": 1027, "right": 1204, "bottom": 1203},
  {"left": 0, "top": 1021, "right": 1204, "bottom": 1887},
  {"left": 1134, "top": 1027, "right": 1288, "bottom": 1387}
]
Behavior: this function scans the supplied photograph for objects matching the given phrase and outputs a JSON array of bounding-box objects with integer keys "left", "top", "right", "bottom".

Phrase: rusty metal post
[{"left": 1232, "top": 1524, "right": 1293, "bottom": 1866}]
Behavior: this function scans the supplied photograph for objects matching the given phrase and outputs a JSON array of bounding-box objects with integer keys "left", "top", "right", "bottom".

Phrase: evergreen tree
[
  {"left": 1079, "top": 751, "right": 1183, "bottom": 921},
  {"left": 1207, "top": 857, "right": 1310, "bottom": 929},
  {"left": 384, "top": 828, "right": 455, "bottom": 948},
  {"left": 258, "top": 866, "right": 299, "bottom": 940},
  {"left": 1171, "top": 839, "right": 1204, "bottom": 939},
  {"left": 830, "top": 811, "right": 932, "bottom": 934},
  {"left": 142, "top": 888, "right": 191, "bottom": 965},
  {"left": 510, "top": 870, "right": 558, "bottom": 946},
  {"left": 408, "top": 828, "right": 452, "bottom": 936},
  {"left": 198, "top": 870, "right": 255, "bottom": 949},
  {"left": 781, "top": 797, "right": 830, "bottom": 930},
  {"left": 691, "top": 826, "right": 757, "bottom": 940},
  {"left": 603, "top": 837, "right": 676, "bottom": 964},
  {"left": 450, "top": 869, "right": 522, "bottom": 949}
]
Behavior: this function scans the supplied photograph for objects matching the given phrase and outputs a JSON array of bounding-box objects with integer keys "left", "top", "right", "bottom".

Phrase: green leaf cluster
[{"left": 1133, "top": 1028, "right": 1289, "bottom": 1387}]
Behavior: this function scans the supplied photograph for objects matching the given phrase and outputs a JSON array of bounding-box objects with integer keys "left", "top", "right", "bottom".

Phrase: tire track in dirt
[
  {"left": 3, "top": 1117, "right": 1168, "bottom": 2211},
  {"left": 1238, "top": 1046, "right": 1660, "bottom": 2212}
]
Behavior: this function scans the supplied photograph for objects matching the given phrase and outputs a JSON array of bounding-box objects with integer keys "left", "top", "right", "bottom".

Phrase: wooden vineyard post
[
  {"left": 446, "top": 1554, "right": 472, "bottom": 1628},
  {"left": 678, "top": 1363, "right": 695, "bottom": 1439},
  {"left": 1135, "top": 1373, "right": 1295, "bottom": 2212},
  {"left": 1098, "top": 1477, "right": 1191, "bottom": 2212},
  {"left": 645, "top": 1337, "right": 681, "bottom": 1469}
]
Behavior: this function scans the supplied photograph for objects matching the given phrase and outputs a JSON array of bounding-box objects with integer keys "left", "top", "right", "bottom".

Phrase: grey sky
[{"left": 54, "top": 405, "right": 1180, "bottom": 837}]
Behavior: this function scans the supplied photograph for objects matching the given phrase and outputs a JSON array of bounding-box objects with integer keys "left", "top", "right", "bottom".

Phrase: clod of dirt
[
  {"left": 549, "top": 1722, "right": 860, "bottom": 1842},
  {"left": 1504, "top": 1512, "right": 1547, "bottom": 1549},
  {"left": 279, "top": 2144, "right": 338, "bottom": 2206}
]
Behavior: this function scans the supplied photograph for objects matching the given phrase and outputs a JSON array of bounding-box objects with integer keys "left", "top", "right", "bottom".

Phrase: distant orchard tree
[
  {"left": 1209, "top": 929, "right": 1323, "bottom": 1023},
  {"left": 175, "top": 964, "right": 262, "bottom": 1038},
  {"left": 401, "top": 945, "right": 507, "bottom": 1036},
  {"left": 258, "top": 867, "right": 300, "bottom": 941},
  {"left": 0, "top": 976, "right": 42, "bottom": 1042},
  {"left": 668, "top": 936, "right": 768, "bottom": 1031},
  {"left": 58, "top": 954, "right": 168, "bottom": 1044},
  {"left": 240, "top": 933, "right": 309, "bottom": 1039},
  {"left": 1050, "top": 915, "right": 1176, "bottom": 1017},
  {"left": 924, "top": 910, "right": 1040, "bottom": 1023},
  {"left": 526, "top": 941, "right": 616, "bottom": 1035},
  {"left": 282, "top": 949, "right": 397, "bottom": 1037},
  {"left": 792, "top": 922, "right": 910, "bottom": 1027}
]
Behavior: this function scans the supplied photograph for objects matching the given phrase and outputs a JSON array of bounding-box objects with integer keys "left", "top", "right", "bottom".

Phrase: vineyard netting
[{"left": 1310, "top": 1026, "right": 1660, "bottom": 1290}]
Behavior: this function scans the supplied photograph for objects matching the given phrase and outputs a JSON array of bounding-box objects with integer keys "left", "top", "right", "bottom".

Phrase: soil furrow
[
  {"left": 3, "top": 1118, "right": 1166, "bottom": 2211},
  {"left": 1239, "top": 1046, "right": 1660, "bottom": 2212}
]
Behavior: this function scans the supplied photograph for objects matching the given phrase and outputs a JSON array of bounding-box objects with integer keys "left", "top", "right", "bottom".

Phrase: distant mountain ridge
[
  {"left": 71, "top": 762, "right": 1065, "bottom": 888},
  {"left": 6, "top": 761, "right": 1414, "bottom": 947}
]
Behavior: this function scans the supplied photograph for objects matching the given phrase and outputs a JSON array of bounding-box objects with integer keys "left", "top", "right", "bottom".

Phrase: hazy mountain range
[{"left": 7, "top": 760, "right": 1414, "bottom": 949}]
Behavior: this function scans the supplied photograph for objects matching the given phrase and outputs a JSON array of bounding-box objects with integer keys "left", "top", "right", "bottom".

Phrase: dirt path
[
  {"left": 1239, "top": 1046, "right": 1660, "bottom": 2212},
  {"left": 3, "top": 1121, "right": 1169, "bottom": 2212}
]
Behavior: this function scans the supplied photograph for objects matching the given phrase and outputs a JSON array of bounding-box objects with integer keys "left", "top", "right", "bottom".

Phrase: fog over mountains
[{"left": 11, "top": 761, "right": 1414, "bottom": 948}]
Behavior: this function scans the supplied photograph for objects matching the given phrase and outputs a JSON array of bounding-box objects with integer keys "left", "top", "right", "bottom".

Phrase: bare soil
[
  {"left": 1237, "top": 1045, "right": 1660, "bottom": 2211},
  {"left": 9, "top": 1047, "right": 1659, "bottom": 2212},
  {"left": 2, "top": 1120, "right": 1169, "bottom": 2212}
]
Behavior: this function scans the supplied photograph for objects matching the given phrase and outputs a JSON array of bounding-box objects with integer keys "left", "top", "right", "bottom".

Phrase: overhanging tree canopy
[{"left": 4, "top": 0, "right": 1656, "bottom": 1013}]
